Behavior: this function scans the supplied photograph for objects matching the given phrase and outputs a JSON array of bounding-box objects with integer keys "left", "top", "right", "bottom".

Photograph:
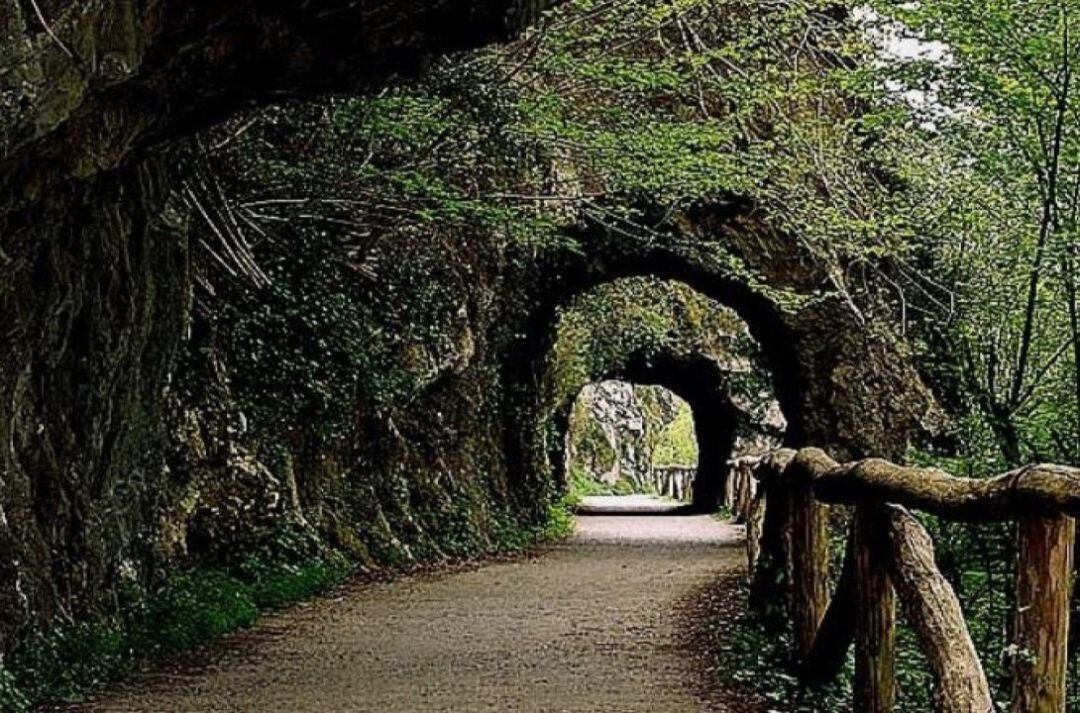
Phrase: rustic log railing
[
  {"left": 733, "top": 447, "right": 1080, "bottom": 713},
  {"left": 652, "top": 465, "right": 695, "bottom": 502}
]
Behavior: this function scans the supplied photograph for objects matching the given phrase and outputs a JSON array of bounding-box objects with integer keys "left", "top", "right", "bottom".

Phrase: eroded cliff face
[
  {"left": 0, "top": 0, "right": 549, "bottom": 651},
  {"left": 568, "top": 381, "right": 665, "bottom": 490},
  {"left": 566, "top": 381, "right": 702, "bottom": 497},
  {"left": 0, "top": 157, "right": 191, "bottom": 640}
]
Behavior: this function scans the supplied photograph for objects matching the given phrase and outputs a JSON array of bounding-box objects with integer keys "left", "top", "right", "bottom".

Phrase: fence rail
[
  {"left": 651, "top": 465, "right": 695, "bottom": 501},
  {"left": 729, "top": 448, "right": 1080, "bottom": 713}
]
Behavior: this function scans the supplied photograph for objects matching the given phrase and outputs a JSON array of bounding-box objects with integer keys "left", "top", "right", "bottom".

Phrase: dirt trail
[{"left": 82, "top": 496, "right": 755, "bottom": 712}]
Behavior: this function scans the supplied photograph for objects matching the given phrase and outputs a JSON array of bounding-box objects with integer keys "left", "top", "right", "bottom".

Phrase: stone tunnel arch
[
  {"left": 502, "top": 211, "right": 939, "bottom": 512},
  {"left": 553, "top": 352, "right": 758, "bottom": 512},
  {"left": 523, "top": 274, "right": 788, "bottom": 514}
]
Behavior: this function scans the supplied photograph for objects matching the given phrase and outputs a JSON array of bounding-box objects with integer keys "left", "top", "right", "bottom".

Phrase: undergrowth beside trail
[
  {"left": 0, "top": 524, "right": 352, "bottom": 712},
  {"left": 705, "top": 603, "right": 979, "bottom": 711},
  {"left": 0, "top": 503, "right": 575, "bottom": 712},
  {"left": 697, "top": 544, "right": 1022, "bottom": 712}
]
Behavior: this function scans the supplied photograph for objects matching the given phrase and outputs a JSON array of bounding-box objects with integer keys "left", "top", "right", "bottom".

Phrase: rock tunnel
[
  {"left": 0, "top": 0, "right": 941, "bottom": 660},
  {"left": 559, "top": 357, "right": 750, "bottom": 512},
  {"left": 503, "top": 210, "right": 940, "bottom": 468},
  {"left": 616, "top": 353, "right": 755, "bottom": 512}
]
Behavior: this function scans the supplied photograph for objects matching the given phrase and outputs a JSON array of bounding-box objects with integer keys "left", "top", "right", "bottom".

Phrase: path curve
[{"left": 82, "top": 496, "right": 753, "bottom": 712}]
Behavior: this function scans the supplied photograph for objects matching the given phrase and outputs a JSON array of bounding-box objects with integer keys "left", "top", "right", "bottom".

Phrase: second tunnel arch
[
  {"left": 502, "top": 206, "right": 941, "bottom": 510},
  {"left": 557, "top": 351, "right": 778, "bottom": 512},
  {"left": 527, "top": 276, "right": 787, "bottom": 513}
]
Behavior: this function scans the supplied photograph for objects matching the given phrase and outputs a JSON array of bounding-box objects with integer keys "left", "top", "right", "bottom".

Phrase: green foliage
[
  {"left": 652, "top": 400, "right": 698, "bottom": 466},
  {"left": 488, "top": 496, "right": 577, "bottom": 549},
  {"left": 541, "top": 498, "right": 578, "bottom": 541},
  {"left": 136, "top": 571, "right": 259, "bottom": 655},
  {"left": 706, "top": 609, "right": 852, "bottom": 710},
  {"left": 4, "top": 620, "right": 129, "bottom": 708},
  {"left": 499, "top": 0, "right": 932, "bottom": 304},
  {"left": 566, "top": 463, "right": 616, "bottom": 501},
  {"left": 0, "top": 665, "right": 29, "bottom": 713},
  {"left": 865, "top": 0, "right": 1080, "bottom": 467},
  {"left": 3, "top": 537, "right": 354, "bottom": 709}
]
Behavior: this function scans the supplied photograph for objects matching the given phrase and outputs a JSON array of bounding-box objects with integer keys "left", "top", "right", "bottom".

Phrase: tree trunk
[{"left": 746, "top": 488, "right": 766, "bottom": 574}]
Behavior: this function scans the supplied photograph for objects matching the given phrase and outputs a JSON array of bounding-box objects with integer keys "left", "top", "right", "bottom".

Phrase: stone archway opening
[
  {"left": 566, "top": 380, "right": 700, "bottom": 504},
  {"left": 531, "top": 276, "right": 789, "bottom": 515}
]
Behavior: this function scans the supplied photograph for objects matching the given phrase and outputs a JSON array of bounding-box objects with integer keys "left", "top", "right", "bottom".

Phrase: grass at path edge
[{"left": 0, "top": 500, "right": 576, "bottom": 711}]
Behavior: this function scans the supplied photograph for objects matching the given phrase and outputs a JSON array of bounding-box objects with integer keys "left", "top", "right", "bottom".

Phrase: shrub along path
[{"left": 78, "top": 496, "right": 759, "bottom": 712}]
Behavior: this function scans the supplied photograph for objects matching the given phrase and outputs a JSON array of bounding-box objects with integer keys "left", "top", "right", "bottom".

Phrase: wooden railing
[
  {"left": 652, "top": 465, "right": 695, "bottom": 502},
  {"left": 729, "top": 448, "right": 1080, "bottom": 713}
]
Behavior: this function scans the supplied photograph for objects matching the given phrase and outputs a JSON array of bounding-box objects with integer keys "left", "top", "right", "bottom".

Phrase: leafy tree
[{"left": 870, "top": 0, "right": 1080, "bottom": 465}]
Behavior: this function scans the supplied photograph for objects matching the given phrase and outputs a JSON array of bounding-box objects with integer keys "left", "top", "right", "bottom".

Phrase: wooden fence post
[
  {"left": 885, "top": 506, "right": 992, "bottom": 713},
  {"left": 854, "top": 504, "right": 896, "bottom": 713},
  {"left": 748, "top": 451, "right": 797, "bottom": 627},
  {"left": 750, "top": 480, "right": 792, "bottom": 627},
  {"left": 725, "top": 463, "right": 736, "bottom": 510},
  {"left": 734, "top": 462, "right": 757, "bottom": 523},
  {"left": 1012, "top": 514, "right": 1075, "bottom": 713},
  {"left": 790, "top": 480, "right": 830, "bottom": 660},
  {"left": 800, "top": 528, "right": 857, "bottom": 684},
  {"left": 746, "top": 487, "right": 766, "bottom": 574}
]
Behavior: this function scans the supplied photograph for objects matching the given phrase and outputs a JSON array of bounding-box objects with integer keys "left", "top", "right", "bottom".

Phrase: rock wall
[{"left": 0, "top": 0, "right": 549, "bottom": 651}]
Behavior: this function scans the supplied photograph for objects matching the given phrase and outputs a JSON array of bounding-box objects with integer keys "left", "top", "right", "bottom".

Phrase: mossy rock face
[{"left": 0, "top": 0, "right": 555, "bottom": 651}]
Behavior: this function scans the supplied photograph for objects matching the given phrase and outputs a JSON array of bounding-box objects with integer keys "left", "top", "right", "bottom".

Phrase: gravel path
[{"left": 81, "top": 496, "right": 756, "bottom": 712}]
